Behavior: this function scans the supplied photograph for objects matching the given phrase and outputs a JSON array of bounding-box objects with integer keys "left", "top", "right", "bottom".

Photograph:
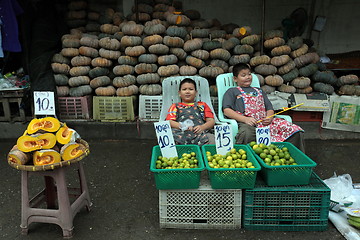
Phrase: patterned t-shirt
[
  {"left": 165, "top": 102, "right": 214, "bottom": 121},
  {"left": 222, "top": 87, "right": 274, "bottom": 115}
]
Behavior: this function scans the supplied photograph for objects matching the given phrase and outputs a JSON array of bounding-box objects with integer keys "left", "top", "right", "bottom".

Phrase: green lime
[{"left": 254, "top": 147, "right": 263, "bottom": 155}]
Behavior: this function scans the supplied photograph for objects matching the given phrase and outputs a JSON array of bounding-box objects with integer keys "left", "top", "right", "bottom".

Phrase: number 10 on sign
[
  {"left": 154, "top": 121, "right": 177, "bottom": 158},
  {"left": 33, "top": 91, "right": 55, "bottom": 115}
]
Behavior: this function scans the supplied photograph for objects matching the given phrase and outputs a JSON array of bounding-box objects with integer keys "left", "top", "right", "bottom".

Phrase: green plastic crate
[
  {"left": 249, "top": 142, "right": 317, "bottom": 186},
  {"left": 201, "top": 145, "right": 261, "bottom": 189},
  {"left": 243, "top": 172, "right": 330, "bottom": 231},
  {"left": 150, "top": 145, "right": 204, "bottom": 190}
]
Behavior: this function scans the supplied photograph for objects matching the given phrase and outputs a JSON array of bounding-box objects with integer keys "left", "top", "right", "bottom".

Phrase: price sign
[
  {"left": 33, "top": 91, "right": 55, "bottom": 115},
  {"left": 215, "top": 124, "right": 233, "bottom": 155},
  {"left": 154, "top": 121, "right": 177, "bottom": 158},
  {"left": 256, "top": 126, "right": 271, "bottom": 145}
]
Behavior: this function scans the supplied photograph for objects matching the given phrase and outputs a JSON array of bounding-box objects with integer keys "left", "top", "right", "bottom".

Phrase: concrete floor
[{"left": 1, "top": 137, "right": 359, "bottom": 240}]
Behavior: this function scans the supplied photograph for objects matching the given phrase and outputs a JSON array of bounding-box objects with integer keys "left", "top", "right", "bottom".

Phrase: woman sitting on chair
[
  {"left": 166, "top": 78, "right": 215, "bottom": 146},
  {"left": 222, "top": 63, "right": 305, "bottom": 152}
]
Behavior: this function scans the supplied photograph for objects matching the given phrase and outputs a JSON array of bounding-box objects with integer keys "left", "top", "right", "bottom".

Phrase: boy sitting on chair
[
  {"left": 222, "top": 63, "right": 305, "bottom": 152},
  {"left": 166, "top": 78, "right": 215, "bottom": 146}
]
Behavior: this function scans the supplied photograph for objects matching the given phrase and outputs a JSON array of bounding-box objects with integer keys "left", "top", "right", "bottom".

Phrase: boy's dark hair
[
  {"left": 179, "top": 78, "right": 197, "bottom": 90},
  {"left": 232, "top": 63, "right": 251, "bottom": 77}
]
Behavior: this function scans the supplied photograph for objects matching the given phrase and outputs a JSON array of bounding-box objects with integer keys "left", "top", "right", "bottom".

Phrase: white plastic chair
[
  {"left": 216, "top": 73, "right": 292, "bottom": 141},
  {"left": 159, "top": 76, "right": 219, "bottom": 123}
]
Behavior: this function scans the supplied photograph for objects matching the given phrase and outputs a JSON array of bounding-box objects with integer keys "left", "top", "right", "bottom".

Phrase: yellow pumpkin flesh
[
  {"left": 17, "top": 133, "right": 57, "bottom": 152},
  {"left": 27, "top": 117, "right": 61, "bottom": 134},
  {"left": 60, "top": 142, "right": 86, "bottom": 161},
  {"left": 33, "top": 150, "right": 61, "bottom": 166}
]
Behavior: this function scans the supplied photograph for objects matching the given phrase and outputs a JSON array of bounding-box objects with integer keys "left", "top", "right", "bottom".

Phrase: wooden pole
[
  {"left": 135, "top": 0, "right": 139, "bottom": 23},
  {"left": 256, "top": 103, "right": 304, "bottom": 123},
  {"left": 260, "top": 0, "right": 265, "bottom": 55}
]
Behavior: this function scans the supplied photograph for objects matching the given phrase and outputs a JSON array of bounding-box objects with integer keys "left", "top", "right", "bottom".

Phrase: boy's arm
[
  {"left": 203, "top": 117, "right": 215, "bottom": 130},
  {"left": 166, "top": 104, "right": 179, "bottom": 129},
  {"left": 169, "top": 120, "right": 181, "bottom": 129},
  {"left": 261, "top": 109, "right": 275, "bottom": 126},
  {"left": 193, "top": 117, "right": 215, "bottom": 133},
  {"left": 223, "top": 108, "right": 257, "bottom": 126},
  {"left": 198, "top": 102, "right": 215, "bottom": 130}
]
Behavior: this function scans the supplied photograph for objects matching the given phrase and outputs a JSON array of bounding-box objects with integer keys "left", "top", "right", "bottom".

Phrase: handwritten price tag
[
  {"left": 33, "top": 91, "right": 55, "bottom": 115},
  {"left": 154, "top": 121, "right": 177, "bottom": 158},
  {"left": 215, "top": 124, "right": 233, "bottom": 155},
  {"left": 256, "top": 126, "right": 271, "bottom": 145}
]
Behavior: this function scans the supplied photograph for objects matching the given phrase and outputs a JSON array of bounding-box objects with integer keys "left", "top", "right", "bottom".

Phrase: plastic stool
[{"left": 20, "top": 161, "right": 92, "bottom": 238}]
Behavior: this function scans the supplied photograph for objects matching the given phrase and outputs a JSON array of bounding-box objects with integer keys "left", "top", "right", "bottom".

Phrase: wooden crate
[
  {"left": 0, "top": 90, "right": 32, "bottom": 122},
  {"left": 286, "top": 111, "right": 323, "bottom": 122}
]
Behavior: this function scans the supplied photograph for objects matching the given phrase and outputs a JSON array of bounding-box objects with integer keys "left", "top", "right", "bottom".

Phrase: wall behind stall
[
  {"left": 123, "top": 0, "right": 359, "bottom": 54},
  {"left": 180, "top": 0, "right": 360, "bottom": 54},
  {"left": 182, "top": 0, "right": 312, "bottom": 35},
  {"left": 312, "top": 0, "right": 360, "bottom": 54}
]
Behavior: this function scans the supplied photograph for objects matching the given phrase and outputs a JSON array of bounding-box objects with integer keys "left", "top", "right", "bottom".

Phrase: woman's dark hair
[
  {"left": 179, "top": 78, "right": 197, "bottom": 90},
  {"left": 232, "top": 63, "right": 251, "bottom": 77}
]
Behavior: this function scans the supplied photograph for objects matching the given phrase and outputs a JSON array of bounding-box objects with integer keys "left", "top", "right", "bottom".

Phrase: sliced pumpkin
[
  {"left": 8, "top": 145, "right": 31, "bottom": 165},
  {"left": 37, "top": 133, "right": 57, "bottom": 149},
  {"left": 56, "top": 124, "right": 79, "bottom": 145},
  {"left": 27, "top": 117, "right": 61, "bottom": 134},
  {"left": 17, "top": 133, "right": 57, "bottom": 152},
  {"left": 33, "top": 150, "right": 61, "bottom": 166},
  {"left": 60, "top": 142, "right": 86, "bottom": 161}
]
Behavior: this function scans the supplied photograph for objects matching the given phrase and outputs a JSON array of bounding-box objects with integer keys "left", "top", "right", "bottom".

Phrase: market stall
[{"left": 1, "top": 0, "right": 360, "bottom": 236}]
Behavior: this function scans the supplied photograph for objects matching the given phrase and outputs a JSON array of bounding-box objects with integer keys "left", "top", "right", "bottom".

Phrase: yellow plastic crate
[{"left": 93, "top": 96, "right": 134, "bottom": 122}]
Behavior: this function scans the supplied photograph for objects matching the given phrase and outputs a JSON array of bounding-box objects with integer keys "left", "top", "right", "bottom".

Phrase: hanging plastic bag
[{"left": 324, "top": 173, "right": 354, "bottom": 211}]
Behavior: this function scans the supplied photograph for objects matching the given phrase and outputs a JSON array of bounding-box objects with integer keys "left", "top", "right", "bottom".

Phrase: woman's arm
[{"left": 223, "top": 108, "right": 257, "bottom": 126}]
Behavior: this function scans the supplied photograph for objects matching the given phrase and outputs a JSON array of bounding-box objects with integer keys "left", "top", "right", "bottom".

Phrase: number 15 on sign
[{"left": 215, "top": 124, "right": 233, "bottom": 155}]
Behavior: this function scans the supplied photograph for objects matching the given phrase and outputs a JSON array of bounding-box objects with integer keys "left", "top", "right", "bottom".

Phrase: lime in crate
[
  {"left": 201, "top": 145, "right": 261, "bottom": 189},
  {"left": 150, "top": 145, "right": 204, "bottom": 190},
  {"left": 249, "top": 142, "right": 317, "bottom": 186}
]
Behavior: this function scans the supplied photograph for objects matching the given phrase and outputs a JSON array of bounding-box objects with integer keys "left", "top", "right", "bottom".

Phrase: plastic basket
[
  {"left": 243, "top": 172, "right": 330, "bottom": 231},
  {"left": 150, "top": 145, "right": 204, "bottom": 190},
  {"left": 201, "top": 145, "right": 261, "bottom": 189},
  {"left": 159, "top": 178, "right": 242, "bottom": 229},
  {"left": 58, "top": 95, "right": 92, "bottom": 119},
  {"left": 249, "top": 142, "right": 317, "bottom": 186},
  {"left": 93, "top": 96, "right": 134, "bottom": 122},
  {"left": 138, "top": 95, "right": 162, "bottom": 121}
]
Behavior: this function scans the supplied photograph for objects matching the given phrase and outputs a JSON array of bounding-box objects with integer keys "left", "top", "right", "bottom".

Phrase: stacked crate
[
  {"left": 159, "top": 179, "right": 242, "bottom": 229},
  {"left": 151, "top": 141, "right": 331, "bottom": 231},
  {"left": 243, "top": 173, "right": 331, "bottom": 231}
]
